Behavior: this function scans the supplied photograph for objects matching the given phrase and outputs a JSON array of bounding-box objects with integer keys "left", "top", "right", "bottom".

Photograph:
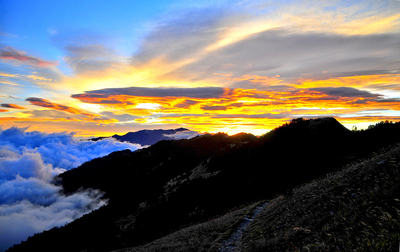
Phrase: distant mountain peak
[
  {"left": 174, "top": 127, "right": 189, "bottom": 132},
  {"left": 91, "top": 128, "right": 198, "bottom": 146}
]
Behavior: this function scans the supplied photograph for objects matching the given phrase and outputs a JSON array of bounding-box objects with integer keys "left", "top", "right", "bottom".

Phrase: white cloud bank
[
  {"left": 163, "top": 130, "right": 200, "bottom": 140},
  {"left": 0, "top": 127, "right": 142, "bottom": 252}
]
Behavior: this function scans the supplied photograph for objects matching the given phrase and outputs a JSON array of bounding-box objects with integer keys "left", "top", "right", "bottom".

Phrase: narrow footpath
[{"left": 218, "top": 202, "right": 269, "bottom": 252}]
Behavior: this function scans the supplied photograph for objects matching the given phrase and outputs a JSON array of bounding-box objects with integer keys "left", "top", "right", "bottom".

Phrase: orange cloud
[
  {"left": 25, "top": 97, "right": 98, "bottom": 118},
  {"left": 69, "top": 84, "right": 400, "bottom": 124},
  {"left": 0, "top": 116, "right": 80, "bottom": 123},
  {"left": 296, "top": 74, "right": 400, "bottom": 89},
  {"left": 5, "top": 80, "right": 400, "bottom": 136},
  {"left": 1, "top": 104, "right": 26, "bottom": 109}
]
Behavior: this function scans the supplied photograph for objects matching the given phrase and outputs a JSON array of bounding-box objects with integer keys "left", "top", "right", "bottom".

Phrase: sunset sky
[{"left": 1, "top": 0, "right": 400, "bottom": 136}]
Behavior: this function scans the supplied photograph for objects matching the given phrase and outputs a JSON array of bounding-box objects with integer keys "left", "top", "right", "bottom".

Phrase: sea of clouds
[
  {"left": 0, "top": 127, "right": 142, "bottom": 252},
  {"left": 163, "top": 130, "right": 200, "bottom": 140}
]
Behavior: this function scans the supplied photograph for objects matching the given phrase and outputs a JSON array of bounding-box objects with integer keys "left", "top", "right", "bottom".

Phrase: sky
[
  {"left": 1, "top": 1, "right": 400, "bottom": 249},
  {"left": 1, "top": 0, "right": 400, "bottom": 136}
]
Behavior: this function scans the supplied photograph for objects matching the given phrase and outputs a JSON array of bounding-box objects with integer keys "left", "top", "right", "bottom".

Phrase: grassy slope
[
  {"left": 113, "top": 202, "right": 262, "bottom": 252},
  {"left": 241, "top": 144, "right": 400, "bottom": 251},
  {"left": 113, "top": 144, "right": 400, "bottom": 252}
]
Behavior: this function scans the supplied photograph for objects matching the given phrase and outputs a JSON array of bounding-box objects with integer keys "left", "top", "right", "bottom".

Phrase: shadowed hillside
[
  {"left": 7, "top": 118, "right": 400, "bottom": 252},
  {"left": 241, "top": 144, "right": 400, "bottom": 251}
]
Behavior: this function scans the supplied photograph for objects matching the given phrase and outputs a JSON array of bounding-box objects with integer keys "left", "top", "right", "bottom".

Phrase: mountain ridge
[{"left": 7, "top": 117, "right": 400, "bottom": 252}]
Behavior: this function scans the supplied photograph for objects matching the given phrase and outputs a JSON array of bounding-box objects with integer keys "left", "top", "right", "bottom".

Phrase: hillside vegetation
[
  {"left": 116, "top": 144, "right": 400, "bottom": 252},
  {"left": 114, "top": 202, "right": 262, "bottom": 252},
  {"left": 7, "top": 118, "right": 400, "bottom": 252},
  {"left": 241, "top": 144, "right": 400, "bottom": 251}
]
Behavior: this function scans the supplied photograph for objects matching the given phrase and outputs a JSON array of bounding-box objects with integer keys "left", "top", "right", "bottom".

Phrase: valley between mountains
[{"left": 7, "top": 117, "right": 400, "bottom": 252}]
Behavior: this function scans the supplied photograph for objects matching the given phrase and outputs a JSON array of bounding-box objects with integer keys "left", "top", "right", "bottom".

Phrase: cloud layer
[
  {"left": 162, "top": 130, "right": 200, "bottom": 140},
  {"left": 0, "top": 127, "right": 142, "bottom": 251},
  {"left": 68, "top": 83, "right": 400, "bottom": 135}
]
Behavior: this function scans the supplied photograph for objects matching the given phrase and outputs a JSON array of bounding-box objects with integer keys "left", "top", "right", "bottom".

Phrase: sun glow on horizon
[{"left": 1, "top": 0, "right": 400, "bottom": 137}]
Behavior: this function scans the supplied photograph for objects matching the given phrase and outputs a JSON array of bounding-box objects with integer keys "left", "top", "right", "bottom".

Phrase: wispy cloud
[
  {"left": 26, "top": 97, "right": 97, "bottom": 118},
  {"left": 0, "top": 95, "right": 18, "bottom": 99},
  {"left": 0, "top": 47, "right": 58, "bottom": 67},
  {"left": 64, "top": 44, "right": 126, "bottom": 74},
  {"left": 1, "top": 104, "right": 26, "bottom": 110}
]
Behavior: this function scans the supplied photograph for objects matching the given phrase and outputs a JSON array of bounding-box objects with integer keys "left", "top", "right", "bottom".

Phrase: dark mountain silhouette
[
  {"left": 7, "top": 117, "right": 400, "bottom": 252},
  {"left": 90, "top": 127, "right": 195, "bottom": 146}
]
